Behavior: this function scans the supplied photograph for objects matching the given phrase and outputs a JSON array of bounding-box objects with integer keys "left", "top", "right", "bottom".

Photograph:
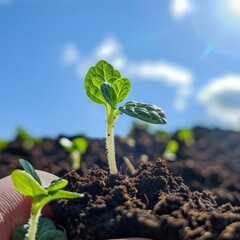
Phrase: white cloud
[
  {"left": 170, "top": 0, "right": 192, "bottom": 20},
  {"left": 198, "top": 76, "right": 240, "bottom": 130},
  {"left": 62, "top": 43, "right": 80, "bottom": 65},
  {"left": 63, "top": 36, "right": 193, "bottom": 111}
]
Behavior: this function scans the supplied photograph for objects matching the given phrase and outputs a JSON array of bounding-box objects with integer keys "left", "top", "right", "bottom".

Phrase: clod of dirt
[{"left": 52, "top": 159, "right": 240, "bottom": 240}]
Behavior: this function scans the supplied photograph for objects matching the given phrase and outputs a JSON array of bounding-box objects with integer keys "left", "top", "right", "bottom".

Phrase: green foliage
[
  {"left": 0, "top": 139, "right": 8, "bottom": 150},
  {"left": 12, "top": 218, "right": 67, "bottom": 240},
  {"left": 163, "top": 140, "right": 179, "bottom": 161},
  {"left": 59, "top": 137, "right": 88, "bottom": 154},
  {"left": 11, "top": 159, "right": 82, "bottom": 240},
  {"left": 19, "top": 159, "right": 42, "bottom": 185},
  {"left": 59, "top": 137, "right": 89, "bottom": 170},
  {"left": 119, "top": 101, "right": 167, "bottom": 124},
  {"left": 177, "top": 128, "right": 195, "bottom": 147},
  {"left": 154, "top": 130, "right": 171, "bottom": 142},
  {"left": 84, "top": 60, "right": 167, "bottom": 173},
  {"left": 16, "top": 127, "right": 42, "bottom": 150}
]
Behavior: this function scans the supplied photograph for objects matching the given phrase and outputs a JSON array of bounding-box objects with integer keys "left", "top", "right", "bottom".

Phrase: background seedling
[
  {"left": 177, "top": 128, "right": 195, "bottom": 147},
  {"left": 163, "top": 139, "right": 179, "bottom": 161},
  {"left": 0, "top": 139, "right": 8, "bottom": 151},
  {"left": 11, "top": 159, "right": 82, "bottom": 240},
  {"left": 59, "top": 137, "right": 88, "bottom": 170},
  {"left": 84, "top": 60, "right": 167, "bottom": 174},
  {"left": 16, "top": 127, "right": 42, "bottom": 150}
]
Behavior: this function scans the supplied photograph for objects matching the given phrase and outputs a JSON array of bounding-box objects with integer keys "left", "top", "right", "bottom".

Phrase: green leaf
[
  {"left": 11, "top": 170, "right": 47, "bottom": 197},
  {"left": 72, "top": 137, "right": 88, "bottom": 154},
  {"left": 38, "top": 230, "right": 67, "bottom": 240},
  {"left": 84, "top": 60, "right": 122, "bottom": 105},
  {"left": 59, "top": 137, "right": 74, "bottom": 153},
  {"left": 37, "top": 218, "right": 56, "bottom": 236},
  {"left": 49, "top": 190, "right": 83, "bottom": 200},
  {"left": 39, "top": 190, "right": 83, "bottom": 209},
  {"left": 19, "top": 159, "right": 42, "bottom": 185},
  {"left": 12, "top": 218, "right": 67, "bottom": 240},
  {"left": 16, "top": 127, "right": 30, "bottom": 140},
  {"left": 164, "top": 140, "right": 179, "bottom": 154},
  {"left": 45, "top": 179, "right": 68, "bottom": 193},
  {"left": 12, "top": 224, "right": 28, "bottom": 240},
  {"left": 177, "top": 129, "right": 194, "bottom": 146},
  {"left": 112, "top": 78, "right": 131, "bottom": 104},
  {"left": 119, "top": 101, "right": 167, "bottom": 124},
  {"left": 100, "top": 82, "right": 117, "bottom": 109}
]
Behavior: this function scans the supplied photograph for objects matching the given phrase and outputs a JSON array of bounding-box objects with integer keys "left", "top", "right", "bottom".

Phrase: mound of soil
[{"left": 52, "top": 159, "right": 240, "bottom": 240}]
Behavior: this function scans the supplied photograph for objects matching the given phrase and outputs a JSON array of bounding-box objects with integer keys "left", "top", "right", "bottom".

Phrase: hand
[
  {"left": 0, "top": 170, "right": 58, "bottom": 240},
  {"left": 0, "top": 171, "right": 150, "bottom": 240}
]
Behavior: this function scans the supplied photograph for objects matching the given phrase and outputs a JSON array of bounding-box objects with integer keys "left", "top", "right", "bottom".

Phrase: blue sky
[{"left": 1, "top": 0, "right": 240, "bottom": 140}]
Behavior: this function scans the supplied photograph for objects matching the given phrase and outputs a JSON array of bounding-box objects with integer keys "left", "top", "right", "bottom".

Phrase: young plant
[
  {"left": 177, "top": 128, "right": 195, "bottom": 147},
  {"left": 163, "top": 139, "right": 179, "bottom": 161},
  {"left": 11, "top": 159, "right": 82, "bottom": 240},
  {"left": 59, "top": 137, "right": 88, "bottom": 170},
  {"left": 84, "top": 60, "right": 167, "bottom": 174},
  {"left": 16, "top": 127, "right": 42, "bottom": 150}
]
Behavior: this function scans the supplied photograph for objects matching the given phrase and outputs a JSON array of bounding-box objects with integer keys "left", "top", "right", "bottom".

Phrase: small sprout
[
  {"left": 154, "top": 130, "right": 171, "bottom": 142},
  {"left": 123, "top": 156, "right": 136, "bottom": 175},
  {"left": 59, "top": 137, "right": 88, "bottom": 170},
  {"left": 177, "top": 128, "right": 195, "bottom": 147},
  {"left": 11, "top": 159, "right": 82, "bottom": 240},
  {"left": 16, "top": 127, "right": 42, "bottom": 150},
  {"left": 163, "top": 140, "right": 179, "bottom": 161},
  {"left": 140, "top": 154, "right": 149, "bottom": 164},
  {"left": 84, "top": 60, "right": 167, "bottom": 174}
]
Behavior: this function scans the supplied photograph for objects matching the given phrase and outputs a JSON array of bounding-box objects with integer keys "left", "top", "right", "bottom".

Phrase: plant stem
[
  {"left": 106, "top": 107, "right": 118, "bottom": 174},
  {"left": 27, "top": 205, "right": 42, "bottom": 240},
  {"left": 71, "top": 150, "right": 81, "bottom": 170}
]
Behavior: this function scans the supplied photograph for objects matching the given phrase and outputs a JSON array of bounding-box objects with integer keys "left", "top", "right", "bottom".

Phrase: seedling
[
  {"left": 84, "top": 60, "right": 167, "bottom": 174},
  {"left": 11, "top": 159, "right": 82, "bottom": 240},
  {"left": 177, "top": 128, "right": 195, "bottom": 147},
  {"left": 163, "top": 139, "right": 179, "bottom": 161},
  {"left": 16, "top": 127, "right": 42, "bottom": 150},
  {"left": 59, "top": 137, "right": 88, "bottom": 170}
]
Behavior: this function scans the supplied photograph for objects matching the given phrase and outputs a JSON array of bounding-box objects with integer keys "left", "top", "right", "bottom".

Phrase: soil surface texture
[
  {"left": 1, "top": 126, "right": 239, "bottom": 206},
  {"left": 52, "top": 159, "right": 240, "bottom": 240},
  {"left": 1, "top": 126, "right": 240, "bottom": 239}
]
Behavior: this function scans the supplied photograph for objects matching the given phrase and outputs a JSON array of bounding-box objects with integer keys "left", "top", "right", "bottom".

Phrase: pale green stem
[
  {"left": 71, "top": 150, "right": 81, "bottom": 170},
  {"left": 106, "top": 106, "right": 118, "bottom": 174},
  {"left": 26, "top": 204, "right": 42, "bottom": 240}
]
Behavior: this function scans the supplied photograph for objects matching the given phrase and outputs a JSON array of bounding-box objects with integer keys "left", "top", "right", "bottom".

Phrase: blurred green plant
[
  {"left": 12, "top": 159, "right": 82, "bottom": 240},
  {"left": 16, "top": 127, "right": 42, "bottom": 150},
  {"left": 59, "top": 137, "right": 88, "bottom": 170},
  {"left": 0, "top": 139, "right": 8, "bottom": 150},
  {"left": 177, "top": 128, "right": 195, "bottom": 147},
  {"left": 163, "top": 139, "right": 179, "bottom": 161},
  {"left": 154, "top": 130, "right": 171, "bottom": 142}
]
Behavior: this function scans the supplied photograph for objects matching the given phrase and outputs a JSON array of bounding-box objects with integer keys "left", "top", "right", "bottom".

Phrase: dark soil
[
  {"left": 0, "top": 126, "right": 240, "bottom": 239},
  {"left": 1, "top": 126, "right": 239, "bottom": 206},
  {"left": 52, "top": 159, "right": 240, "bottom": 240}
]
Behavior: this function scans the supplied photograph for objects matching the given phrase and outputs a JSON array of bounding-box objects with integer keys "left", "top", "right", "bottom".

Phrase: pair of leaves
[
  {"left": 12, "top": 159, "right": 82, "bottom": 201},
  {"left": 12, "top": 218, "right": 67, "bottom": 240},
  {"left": 85, "top": 60, "right": 131, "bottom": 109},
  {"left": 85, "top": 60, "right": 167, "bottom": 125},
  {"left": 59, "top": 137, "right": 88, "bottom": 154}
]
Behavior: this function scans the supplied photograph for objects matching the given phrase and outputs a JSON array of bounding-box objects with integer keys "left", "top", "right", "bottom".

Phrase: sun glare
[{"left": 226, "top": 0, "right": 240, "bottom": 18}]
